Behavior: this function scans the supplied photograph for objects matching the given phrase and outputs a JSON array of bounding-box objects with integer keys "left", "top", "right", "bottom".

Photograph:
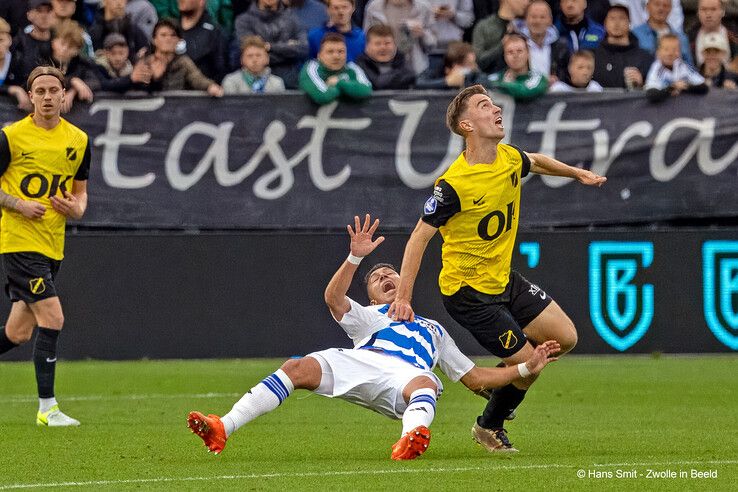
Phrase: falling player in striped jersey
[{"left": 187, "top": 214, "right": 560, "bottom": 460}]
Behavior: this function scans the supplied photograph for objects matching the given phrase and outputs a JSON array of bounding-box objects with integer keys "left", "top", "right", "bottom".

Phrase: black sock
[
  {"left": 478, "top": 384, "right": 527, "bottom": 429},
  {"left": 33, "top": 327, "right": 60, "bottom": 399},
  {"left": 0, "top": 326, "right": 19, "bottom": 355}
]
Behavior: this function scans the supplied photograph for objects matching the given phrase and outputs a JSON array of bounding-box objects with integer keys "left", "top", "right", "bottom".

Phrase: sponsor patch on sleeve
[{"left": 424, "top": 196, "right": 437, "bottom": 215}]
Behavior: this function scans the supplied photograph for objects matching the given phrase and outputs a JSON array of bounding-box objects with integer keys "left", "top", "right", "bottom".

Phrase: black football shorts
[
  {"left": 442, "top": 270, "right": 553, "bottom": 358},
  {"left": 2, "top": 252, "right": 62, "bottom": 304}
]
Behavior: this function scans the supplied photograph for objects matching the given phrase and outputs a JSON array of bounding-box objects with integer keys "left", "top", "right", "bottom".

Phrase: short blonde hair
[{"left": 240, "top": 35, "right": 269, "bottom": 52}]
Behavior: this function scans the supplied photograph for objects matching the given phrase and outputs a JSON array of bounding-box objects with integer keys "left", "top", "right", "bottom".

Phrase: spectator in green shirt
[
  {"left": 299, "top": 32, "right": 372, "bottom": 105},
  {"left": 485, "top": 32, "right": 548, "bottom": 100}
]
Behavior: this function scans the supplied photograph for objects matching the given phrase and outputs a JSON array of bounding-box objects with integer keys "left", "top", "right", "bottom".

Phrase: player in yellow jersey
[
  {"left": 0, "top": 66, "right": 90, "bottom": 426},
  {"left": 388, "top": 85, "right": 606, "bottom": 452}
]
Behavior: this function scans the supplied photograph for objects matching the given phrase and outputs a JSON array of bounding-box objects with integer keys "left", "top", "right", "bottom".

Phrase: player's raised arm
[
  {"left": 459, "top": 341, "right": 561, "bottom": 392},
  {"left": 324, "top": 214, "right": 385, "bottom": 321},
  {"left": 525, "top": 152, "right": 607, "bottom": 187},
  {"left": 387, "top": 219, "right": 438, "bottom": 322}
]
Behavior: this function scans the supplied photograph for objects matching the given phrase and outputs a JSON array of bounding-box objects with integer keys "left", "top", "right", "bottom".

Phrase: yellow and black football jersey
[
  {"left": 0, "top": 115, "right": 91, "bottom": 260},
  {"left": 421, "top": 144, "right": 530, "bottom": 296}
]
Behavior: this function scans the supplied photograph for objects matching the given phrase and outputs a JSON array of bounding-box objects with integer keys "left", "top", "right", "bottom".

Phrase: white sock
[
  {"left": 39, "top": 397, "right": 58, "bottom": 413},
  {"left": 401, "top": 388, "right": 436, "bottom": 435},
  {"left": 221, "top": 369, "right": 294, "bottom": 437}
]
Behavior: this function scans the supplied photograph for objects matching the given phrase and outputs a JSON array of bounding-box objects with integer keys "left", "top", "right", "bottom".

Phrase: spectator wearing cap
[
  {"left": 135, "top": 18, "right": 224, "bottom": 95},
  {"left": 52, "top": 0, "right": 95, "bottom": 58},
  {"left": 89, "top": 0, "right": 150, "bottom": 59},
  {"left": 0, "top": 16, "right": 32, "bottom": 111},
  {"left": 11, "top": 0, "right": 54, "bottom": 84},
  {"left": 514, "top": 0, "right": 570, "bottom": 80},
  {"left": 633, "top": 0, "right": 694, "bottom": 66},
  {"left": 94, "top": 32, "right": 154, "bottom": 91},
  {"left": 472, "top": 0, "right": 528, "bottom": 74},
  {"left": 484, "top": 32, "right": 548, "bottom": 100},
  {"left": 593, "top": 4, "right": 653, "bottom": 89},
  {"left": 299, "top": 32, "right": 372, "bottom": 104},
  {"left": 222, "top": 34, "right": 285, "bottom": 93},
  {"left": 309, "top": 0, "right": 365, "bottom": 62},
  {"left": 179, "top": 0, "right": 227, "bottom": 82},
  {"left": 96, "top": 32, "right": 132, "bottom": 76},
  {"left": 354, "top": 24, "right": 416, "bottom": 89},
  {"left": 554, "top": 0, "right": 606, "bottom": 54},
  {"left": 234, "top": 0, "right": 309, "bottom": 88},
  {"left": 549, "top": 49, "right": 603, "bottom": 91},
  {"left": 688, "top": 0, "right": 738, "bottom": 65},
  {"left": 699, "top": 31, "right": 738, "bottom": 87},
  {"left": 364, "top": 0, "right": 437, "bottom": 74},
  {"left": 645, "top": 32, "right": 708, "bottom": 101}
]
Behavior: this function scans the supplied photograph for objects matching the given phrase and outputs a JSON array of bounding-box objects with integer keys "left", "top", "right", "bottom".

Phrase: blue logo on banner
[
  {"left": 589, "top": 242, "right": 654, "bottom": 351},
  {"left": 519, "top": 242, "right": 540, "bottom": 268},
  {"left": 703, "top": 241, "right": 738, "bottom": 350},
  {"left": 424, "top": 196, "right": 437, "bottom": 215}
]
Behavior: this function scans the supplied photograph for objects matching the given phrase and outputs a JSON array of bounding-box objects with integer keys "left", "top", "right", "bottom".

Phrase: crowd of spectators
[{"left": 2, "top": 0, "right": 738, "bottom": 109}]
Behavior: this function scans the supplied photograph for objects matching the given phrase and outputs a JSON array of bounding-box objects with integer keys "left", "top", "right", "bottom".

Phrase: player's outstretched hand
[
  {"left": 577, "top": 170, "right": 607, "bottom": 187},
  {"left": 50, "top": 191, "right": 83, "bottom": 220},
  {"left": 16, "top": 200, "right": 46, "bottom": 219},
  {"left": 348, "top": 214, "right": 385, "bottom": 258},
  {"left": 387, "top": 298, "right": 415, "bottom": 323},
  {"left": 524, "top": 340, "right": 560, "bottom": 376}
]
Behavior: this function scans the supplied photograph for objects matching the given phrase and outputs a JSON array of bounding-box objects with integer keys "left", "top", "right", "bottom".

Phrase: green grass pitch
[{"left": 0, "top": 355, "right": 736, "bottom": 491}]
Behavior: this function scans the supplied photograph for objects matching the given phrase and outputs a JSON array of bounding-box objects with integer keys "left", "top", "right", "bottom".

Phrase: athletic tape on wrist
[
  {"left": 347, "top": 253, "right": 364, "bottom": 265},
  {"left": 517, "top": 362, "right": 531, "bottom": 378}
]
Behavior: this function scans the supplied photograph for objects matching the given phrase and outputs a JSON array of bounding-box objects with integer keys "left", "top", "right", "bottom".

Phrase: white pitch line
[
  {"left": 594, "top": 460, "right": 738, "bottom": 467},
  {"left": 0, "top": 392, "right": 240, "bottom": 404},
  {"left": 1, "top": 460, "right": 736, "bottom": 490}
]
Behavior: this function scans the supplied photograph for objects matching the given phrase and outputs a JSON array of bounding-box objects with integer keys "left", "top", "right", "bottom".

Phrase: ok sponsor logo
[
  {"left": 20, "top": 174, "right": 73, "bottom": 199},
  {"left": 477, "top": 201, "right": 515, "bottom": 241},
  {"left": 589, "top": 242, "right": 654, "bottom": 351},
  {"left": 703, "top": 241, "right": 738, "bottom": 350}
]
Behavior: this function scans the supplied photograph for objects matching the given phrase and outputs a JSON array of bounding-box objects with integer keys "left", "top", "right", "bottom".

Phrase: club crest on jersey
[
  {"left": 66, "top": 147, "right": 77, "bottom": 161},
  {"left": 499, "top": 330, "right": 518, "bottom": 350},
  {"left": 424, "top": 196, "right": 437, "bottom": 215}
]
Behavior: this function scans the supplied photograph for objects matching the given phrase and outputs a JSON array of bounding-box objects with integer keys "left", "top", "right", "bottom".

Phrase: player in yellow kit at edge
[{"left": 0, "top": 66, "right": 91, "bottom": 426}]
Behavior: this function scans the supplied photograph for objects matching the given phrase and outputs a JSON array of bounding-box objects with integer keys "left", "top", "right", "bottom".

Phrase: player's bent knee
[
  {"left": 402, "top": 376, "right": 438, "bottom": 402},
  {"left": 279, "top": 357, "right": 321, "bottom": 390},
  {"left": 7, "top": 330, "right": 33, "bottom": 344},
  {"left": 558, "top": 323, "right": 578, "bottom": 354}
]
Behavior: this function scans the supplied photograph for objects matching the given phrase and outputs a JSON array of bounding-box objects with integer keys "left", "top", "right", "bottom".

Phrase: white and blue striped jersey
[{"left": 336, "top": 297, "right": 475, "bottom": 382}]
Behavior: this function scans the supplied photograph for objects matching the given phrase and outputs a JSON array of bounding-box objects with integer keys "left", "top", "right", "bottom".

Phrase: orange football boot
[
  {"left": 187, "top": 411, "right": 227, "bottom": 454},
  {"left": 391, "top": 426, "right": 431, "bottom": 460}
]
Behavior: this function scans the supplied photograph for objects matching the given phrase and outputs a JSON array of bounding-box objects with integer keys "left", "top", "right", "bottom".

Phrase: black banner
[
  {"left": 1, "top": 91, "right": 737, "bottom": 229},
  {"left": 0, "top": 230, "right": 735, "bottom": 360}
]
